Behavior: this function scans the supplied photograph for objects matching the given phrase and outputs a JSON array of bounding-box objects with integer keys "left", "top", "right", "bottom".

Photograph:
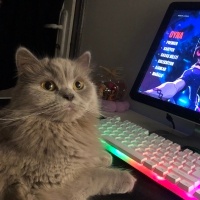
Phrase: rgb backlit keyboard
[{"left": 99, "top": 116, "right": 200, "bottom": 200}]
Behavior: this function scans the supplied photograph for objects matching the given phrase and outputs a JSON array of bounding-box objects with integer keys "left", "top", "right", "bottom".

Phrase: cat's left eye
[
  {"left": 73, "top": 81, "right": 84, "bottom": 90},
  {"left": 41, "top": 81, "right": 57, "bottom": 91}
]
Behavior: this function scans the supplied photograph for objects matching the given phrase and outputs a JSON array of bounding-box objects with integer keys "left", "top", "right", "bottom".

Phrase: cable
[{"left": 166, "top": 113, "right": 175, "bottom": 129}]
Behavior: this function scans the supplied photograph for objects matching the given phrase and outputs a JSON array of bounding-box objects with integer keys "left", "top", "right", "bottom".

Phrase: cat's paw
[
  {"left": 116, "top": 170, "right": 136, "bottom": 193},
  {"left": 91, "top": 151, "right": 113, "bottom": 167},
  {"left": 100, "top": 151, "right": 113, "bottom": 167},
  {"left": 100, "top": 169, "right": 136, "bottom": 195}
]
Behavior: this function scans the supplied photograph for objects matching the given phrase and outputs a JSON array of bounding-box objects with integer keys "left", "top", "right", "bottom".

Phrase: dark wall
[{"left": 0, "top": 0, "right": 63, "bottom": 90}]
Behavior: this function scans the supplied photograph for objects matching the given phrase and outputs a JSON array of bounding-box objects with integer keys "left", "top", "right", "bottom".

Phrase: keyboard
[{"left": 99, "top": 116, "right": 200, "bottom": 200}]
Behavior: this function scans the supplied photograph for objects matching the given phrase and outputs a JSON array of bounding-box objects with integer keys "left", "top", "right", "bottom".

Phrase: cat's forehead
[
  {"left": 42, "top": 58, "right": 88, "bottom": 84},
  {"left": 47, "top": 58, "right": 77, "bottom": 77}
]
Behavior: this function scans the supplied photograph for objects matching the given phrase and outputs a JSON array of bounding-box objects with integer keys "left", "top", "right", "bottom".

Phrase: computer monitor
[{"left": 130, "top": 2, "right": 200, "bottom": 134}]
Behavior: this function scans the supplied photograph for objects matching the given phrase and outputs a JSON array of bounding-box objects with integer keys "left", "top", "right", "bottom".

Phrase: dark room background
[{"left": 0, "top": 0, "right": 64, "bottom": 90}]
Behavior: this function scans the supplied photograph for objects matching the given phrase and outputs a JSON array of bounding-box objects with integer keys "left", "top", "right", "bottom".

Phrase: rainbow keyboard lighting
[{"left": 99, "top": 116, "right": 200, "bottom": 200}]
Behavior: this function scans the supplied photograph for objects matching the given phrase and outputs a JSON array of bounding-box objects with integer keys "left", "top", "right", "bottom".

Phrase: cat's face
[{"left": 13, "top": 47, "right": 99, "bottom": 122}]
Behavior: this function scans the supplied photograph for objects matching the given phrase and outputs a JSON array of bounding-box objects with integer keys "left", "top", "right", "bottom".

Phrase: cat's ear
[
  {"left": 76, "top": 51, "right": 91, "bottom": 68},
  {"left": 15, "top": 47, "right": 41, "bottom": 74}
]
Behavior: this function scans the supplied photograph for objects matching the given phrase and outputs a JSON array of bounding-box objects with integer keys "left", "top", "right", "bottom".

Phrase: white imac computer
[{"left": 130, "top": 2, "right": 200, "bottom": 137}]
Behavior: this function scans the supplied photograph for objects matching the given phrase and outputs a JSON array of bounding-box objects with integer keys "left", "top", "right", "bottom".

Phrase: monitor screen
[{"left": 130, "top": 2, "right": 200, "bottom": 125}]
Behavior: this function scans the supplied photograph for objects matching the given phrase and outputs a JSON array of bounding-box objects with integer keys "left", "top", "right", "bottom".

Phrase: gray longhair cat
[{"left": 0, "top": 47, "right": 136, "bottom": 200}]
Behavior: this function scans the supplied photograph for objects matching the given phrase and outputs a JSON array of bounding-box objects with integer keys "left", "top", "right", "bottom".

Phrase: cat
[{"left": 0, "top": 47, "right": 136, "bottom": 200}]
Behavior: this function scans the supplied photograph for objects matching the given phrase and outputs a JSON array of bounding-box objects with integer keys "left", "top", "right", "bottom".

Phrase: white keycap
[
  {"left": 185, "top": 162, "right": 195, "bottom": 169},
  {"left": 192, "top": 169, "right": 200, "bottom": 178},
  {"left": 168, "top": 152, "right": 177, "bottom": 159},
  {"left": 103, "top": 135, "right": 146, "bottom": 164},
  {"left": 163, "top": 139, "right": 173, "bottom": 146},
  {"left": 196, "top": 160, "right": 200, "bottom": 166},
  {"left": 194, "top": 189, "right": 200, "bottom": 199},
  {"left": 181, "top": 166, "right": 192, "bottom": 174},
  {"left": 176, "top": 157, "right": 186, "bottom": 164},
  {"left": 158, "top": 148, "right": 169, "bottom": 155},
  {"left": 132, "top": 151, "right": 147, "bottom": 164},
  {"left": 149, "top": 133, "right": 159, "bottom": 138},
  {"left": 171, "top": 143, "right": 181, "bottom": 151},
  {"left": 178, "top": 179, "right": 194, "bottom": 192},
  {"left": 193, "top": 153, "right": 200, "bottom": 160},
  {"left": 183, "top": 149, "right": 193, "bottom": 155},
  {"left": 163, "top": 156, "right": 174, "bottom": 164},
  {"left": 154, "top": 166, "right": 168, "bottom": 176},
  {"left": 172, "top": 161, "right": 183, "bottom": 169},
  {"left": 177, "top": 151, "right": 187, "bottom": 158},
  {"left": 171, "top": 168, "right": 199, "bottom": 187},
  {"left": 162, "top": 162, "right": 172, "bottom": 170},
  {"left": 143, "top": 160, "right": 157, "bottom": 170},
  {"left": 186, "top": 155, "right": 196, "bottom": 163},
  {"left": 166, "top": 172, "right": 180, "bottom": 184},
  {"left": 152, "top": 157, "right": 164, "bottom": 165}
]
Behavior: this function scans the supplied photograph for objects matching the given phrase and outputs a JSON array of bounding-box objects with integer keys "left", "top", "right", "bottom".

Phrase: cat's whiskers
[
  {"left": 0, "top": 101, "right": 101, "bottom": 124},
  {"left": 77, "top": 103, "right": 100, "bottom": 117},
  {"left": 1, "top": 102, "right": 57, "bottom": 113},
  {"left": 0, "top": 103, "right": 61, "bottom": 122}
]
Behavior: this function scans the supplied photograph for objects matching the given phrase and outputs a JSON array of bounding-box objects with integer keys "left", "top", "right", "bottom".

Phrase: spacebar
[{"left": 102, "top": 135, "right": 146, "bottom": 163}]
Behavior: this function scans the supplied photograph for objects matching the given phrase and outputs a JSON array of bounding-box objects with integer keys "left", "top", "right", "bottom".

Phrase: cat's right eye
[{"left": 41, "top": 81, "right": 57, "bottom": 91}]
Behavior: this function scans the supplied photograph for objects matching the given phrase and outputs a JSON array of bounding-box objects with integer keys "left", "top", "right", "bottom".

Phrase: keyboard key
[
  {"left": 177, "top": 151, "right": 187, "bottom": 158},
  {"left": 184, "top": 162, "right": 195, "bottom": 169},
  {"left": 162, "top": 162, "right": 172, "bottom": 170},
  {"left": 155, "top": 152, "right": 165, "bottom": 159},
  {"left": 181, "top": 166, "right": 192, "bottom": 174},
  {"left": 192, "top": 169, "right": 200, "bottom": 178},
  {"left": 154, "top": 166, "right": 168, "bottom": 176},
  {"left": 166, "top": 172, "right": 180, "bottom": 184},
  {"left": 171, "top": 143, "right": 181, "bottom": 151},
  {"left": 194, "top": 189, "right": 200, "bottom": 199},
  {"left": 149, "top": 133, "right": 158, "bottom": 138},
  {"left": 132, "top": 151, "right": 147, "bottom": 164},
  {"left": 172, "top": 161, "right": 183, "bottom": 169},
  {"left": 159, "top": 147, "right": 169, "bottom": 155},
  {"left": 152, "top": 157, "right": 164, "bottom": 165},
  {"left": 176, "top": 157, "right": 186, "bottom": 164},
  {"left": 171, "top": 168, "right": 199, "bottom": 187},
  {"left": 178, "top": 180, "right": 194, "bottom": 192},
  {"left": 186, "top": 155, "right": 197, "bottom": 163},
  {"left": 183, "top": 149, "right": 193, "bottom": 155},
  {"left": 196, "top": 160, "right": 200, "bottom": 166},
  {"left": 163, "top": 156, "right": 174, "bottom": 164},
  {"left": 168, "top": 152, "right": 177, "bottom": 159},
  {"left": 193, "top": 153, "right": 200, "bottom": 160},
  {"left": 157, "top": 136, "right": 165, "bottom": 142},
  {"left": 163, "top": 139, "right": 173, "bottom": 146},
  {"left": 143, "top": 159, "right": 157, "bottom": 170}
]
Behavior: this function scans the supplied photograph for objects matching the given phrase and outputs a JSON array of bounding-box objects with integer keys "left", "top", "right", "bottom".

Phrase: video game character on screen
[{"left": 144, "top": 39, "right": 200, "bottom": 111}]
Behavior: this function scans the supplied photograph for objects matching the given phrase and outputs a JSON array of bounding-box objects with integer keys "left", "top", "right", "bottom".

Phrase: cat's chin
[
  {"left": 65, "top": 104, "right": 74, "bottom": 111},
  {"left": 55, "top": 109, "right": 81, "bottom": 123}
]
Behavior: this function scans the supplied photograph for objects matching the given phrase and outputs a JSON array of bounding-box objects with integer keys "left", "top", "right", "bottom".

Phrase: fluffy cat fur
[{"left": 0, "top": 47, "right": 136, "bottom": 200}]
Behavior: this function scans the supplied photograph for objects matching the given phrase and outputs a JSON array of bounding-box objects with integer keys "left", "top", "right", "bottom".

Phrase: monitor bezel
[{"left": 130, "top": 2, "right": 200, "bottom": 125}]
